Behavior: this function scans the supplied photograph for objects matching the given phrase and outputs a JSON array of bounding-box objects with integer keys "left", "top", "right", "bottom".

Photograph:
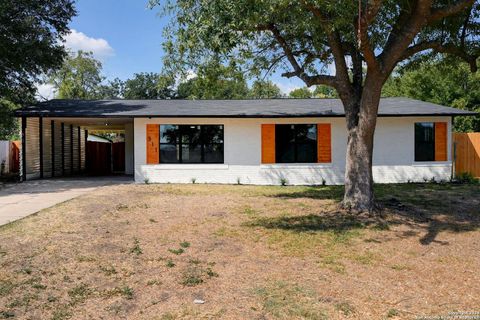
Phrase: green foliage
[
  {"left": 49, "top": 51, "right": 104, "bottom": 99},
  {"left": 124, "top": 73, "right": 175, "bottom": 99},
  {"left": 289, "top": 87, "right": 312, "bottom": 98},
  {"left": 0, "top": 99, "right": 20, "bottom": 140},
  {"left": 455, "top": 172, "right": 479, "bottom": 184},
  {"left": 313, "top": 85, "right": 338, "bottom": 98},
  {"left": 249, "top": 80, "right": 282, "bottom": 98},
  {"left": 176, "top": 58, "right": 249, "bottom": 99},
  {"left": 383, "top": 57, "right": 480, "bottom": 132},
  {"left": 0, "top": 0, "right": 76, "bottom": 102},
  {"left": 99, "top": 78, "right": 125, "bottom": 99}
]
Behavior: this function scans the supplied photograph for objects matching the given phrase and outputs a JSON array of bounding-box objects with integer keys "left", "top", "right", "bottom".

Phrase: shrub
[
  {"left": 279, "top": 177, "right": 288, "bottom": 186},
  {"left": 455, "top": 172, "right": 479, "bottom": 184}
]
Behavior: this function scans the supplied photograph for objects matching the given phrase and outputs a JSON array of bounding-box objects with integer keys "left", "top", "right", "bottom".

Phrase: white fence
[{"left": 0, "top": 141, "right": 10, "bottom": 174}]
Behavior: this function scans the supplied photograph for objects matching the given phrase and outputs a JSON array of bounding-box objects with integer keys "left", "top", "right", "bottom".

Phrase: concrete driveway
[{"left": 0, "top": 176, "right": 132, "bottom": 226}]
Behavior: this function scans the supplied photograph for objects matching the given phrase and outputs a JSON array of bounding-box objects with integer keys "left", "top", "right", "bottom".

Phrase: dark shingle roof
[{"left": 15, "top": 97, "right": 477, "bottom": 118}]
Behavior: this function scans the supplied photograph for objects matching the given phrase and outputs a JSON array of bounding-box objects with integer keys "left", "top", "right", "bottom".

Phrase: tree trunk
[{"left": 341, "top": 82, "right": 382, "bottom": 212}]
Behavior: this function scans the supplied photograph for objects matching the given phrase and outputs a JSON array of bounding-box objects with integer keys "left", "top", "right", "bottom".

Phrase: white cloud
[
  {"left": 36, "top": 83, "right": 56, "bottom": 100},
  {"left": 64, "top": 29, "right": 114, "bottom": 60},
  {"left": 186, "top": 70, "right": 197, "bottom": 80}
]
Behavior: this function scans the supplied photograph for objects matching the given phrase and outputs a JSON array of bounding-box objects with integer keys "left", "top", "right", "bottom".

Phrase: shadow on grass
[
  {"left": 244, "top": 213, "right": 381, "bottom": 234},
  {"left": 264, "top": 183, "right": 480, "bottom": 245}
]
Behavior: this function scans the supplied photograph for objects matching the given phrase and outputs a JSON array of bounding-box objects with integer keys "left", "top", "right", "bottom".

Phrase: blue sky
[{"left": 61, "top": 0, "right": 304, "bottom": 95}]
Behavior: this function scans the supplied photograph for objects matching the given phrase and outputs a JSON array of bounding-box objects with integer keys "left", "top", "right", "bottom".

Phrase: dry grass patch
[{"left": 0, "top": 182, "right": 479, "bottom": 319}]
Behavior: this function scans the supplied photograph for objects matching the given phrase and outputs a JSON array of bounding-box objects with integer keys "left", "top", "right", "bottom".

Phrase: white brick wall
[{"left": 134, "top": 116, "right": 452, "bottom": 185}]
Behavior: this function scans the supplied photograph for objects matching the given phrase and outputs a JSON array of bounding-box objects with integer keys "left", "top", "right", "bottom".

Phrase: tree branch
[
  {"left": 264, "top": 23, "right": 337, "bottom": 87},
  {"left": 379, "top": 0, "right": 434, "bottom": 74},
  {"left": 300, "top": 0, "right": 353, "bottom": 97},
  {"left": 356, "top": 0, "right": 383, "bottom": 71},
  {"left": 401, "top": 41, "right": 479, "bottom": 72},
  {"left": 428, "top": 0, "right": 475, "bottom": 23}
]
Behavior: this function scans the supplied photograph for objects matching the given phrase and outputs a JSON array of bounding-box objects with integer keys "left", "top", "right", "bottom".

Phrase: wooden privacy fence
[
  {"left": 453, "top": 133, "right": 480, "bottom": 177},
  {"left": 86, "top": 141, "right": 125, "bottom": 175}
]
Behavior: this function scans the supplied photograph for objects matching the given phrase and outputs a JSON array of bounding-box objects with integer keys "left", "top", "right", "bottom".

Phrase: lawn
[{"left": 0, "top": 182, "right": 479, "bottom": 319}]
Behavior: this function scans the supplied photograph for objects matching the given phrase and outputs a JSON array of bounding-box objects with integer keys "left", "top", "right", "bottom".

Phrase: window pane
[
  {"left": 296, "top": 124, "right": 317, "bottom": 143},
  {"left": 181, "top": 144, "right": 202, "bottom": 163},
  {"left": 204, "top": 144, "right": 224, "bottom": 163},
  {"left": 160, "top": 144, "right": 180, "bottom": 163},
  {"left": 415, "top": 122, "right": 435, "bottom": 161},
  {"left": 275, "top": 125, "right": 296, "bottom": 163},
  {"left": 160, "top": 125, "right": 178, "bottom": 144},
  {"left": 296, "top": 143, "right": 317, "bottom": 162},
  {"left": 202, "top": 125, "right": 224, "bottom": 143},
  {"left": 181, "top": 125, "right": 201, "bottom": 144}
]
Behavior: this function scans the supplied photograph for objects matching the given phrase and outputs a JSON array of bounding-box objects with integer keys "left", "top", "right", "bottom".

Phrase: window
[
  {"left": 275, "top": 124, "right": 317, "bottom": 163},
  {"left": 159, "top": 125, "right": 224, "bottom": 163},
  {"left": 415, "top": 122, "right": 435, "bottom": 161}
]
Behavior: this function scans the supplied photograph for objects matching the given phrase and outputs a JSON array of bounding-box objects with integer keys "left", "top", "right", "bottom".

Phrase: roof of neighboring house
[
  {"left": 87, "top": 134, "right": 112, "bottom": 143},
  {"left": 15, "top": 97, "right": 477, "bottom": 118}
]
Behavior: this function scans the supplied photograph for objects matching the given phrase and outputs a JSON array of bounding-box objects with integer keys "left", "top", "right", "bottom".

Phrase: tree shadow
[
  {"left": 265, "top": 184, "right": 480, "bottom": 245},
  {"left": 273, "top": 186, "right": 344, "bottom": 202}
]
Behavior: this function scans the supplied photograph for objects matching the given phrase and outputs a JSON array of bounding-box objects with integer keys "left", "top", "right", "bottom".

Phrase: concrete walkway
[{"left": 0, "top": 176, "right": 132, "bottom": 226}]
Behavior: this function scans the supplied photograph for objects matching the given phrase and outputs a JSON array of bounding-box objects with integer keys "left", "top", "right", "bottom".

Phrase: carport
[{"left": 15, "top": 102, "right": 135, "bottom": 181}]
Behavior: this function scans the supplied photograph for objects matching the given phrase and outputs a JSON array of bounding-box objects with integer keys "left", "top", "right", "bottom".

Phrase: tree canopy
[
  {"left": 0, "top": 0, "right": 76, "bottom": 103},
  {"left": 124, "top": 73, "right": 175, "bottom": 99},
  {"left": 0, "top": 0, "right": 76, "bottom": 140},
  {"left": 49, "top": 51, "right": 104, "bottom": 99},
  {"left": 176, "top": 59, "right": 249, "bottom": 99},
  {"left": 384, "top": 57, "right": 480, "bottom": 132},
  {"left": 248, "top": 80, "right": 282, "bottom": 99},
  {"left": 289, "top": 87, "right": 312, "bottom": 98}
]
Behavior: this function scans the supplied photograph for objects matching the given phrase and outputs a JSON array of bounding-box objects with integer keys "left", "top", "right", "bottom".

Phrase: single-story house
[{"left": 15, "top": 97, "right": 476, "bottom": 185}]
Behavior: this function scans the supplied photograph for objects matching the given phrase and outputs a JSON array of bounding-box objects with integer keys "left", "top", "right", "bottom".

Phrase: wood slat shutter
[
  {"left": 435, "top": 122, "right": 447, "bottom": 161},
  {"left": 317, "top": 123, "right": 332, "bottom": 163},
  {"left": 261, "top": 124, "right": 275, "bottom": 164},
  {"left": 146, "top": 124, "right": 159, "bottom": 164}
]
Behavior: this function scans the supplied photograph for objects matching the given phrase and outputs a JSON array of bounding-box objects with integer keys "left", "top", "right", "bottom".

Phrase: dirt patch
[{"left": 0, "top": 183, "right": 479, "bottom": 319}]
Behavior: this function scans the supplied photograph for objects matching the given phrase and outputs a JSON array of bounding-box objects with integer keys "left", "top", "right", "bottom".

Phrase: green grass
[
  {"left": 253, "top": 280, "right": 328, "bottom": 319},
  {"left": 0, "top": 281, "right": 15, "bottom": 297},
  {"left": 68, "top": 284, "right": 92, "bottom": 303},
  {"left": 129, "top": 238, "right": 143, "bottom": 255},
  {"left": 179, "top": 241, "right": 190, "bottom": 248},
  {"left": 168, "top": 248, "right": 184, "bottom": 255}
]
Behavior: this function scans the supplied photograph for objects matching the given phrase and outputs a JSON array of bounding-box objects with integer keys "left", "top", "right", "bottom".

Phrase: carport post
[
  {"left": 61, "top": 123, "right": 65, "bottom": 176},
  {"left": 70, "top": 124, "right": 74, "bottom": 174},
  {"left": 21, "top": 116, "right": 26, "bottom": 181},
  {"left": 39, "top": 117, "right": 43, "bottom": 179},
  {"left": 51, "top": 120, "right": 55, "bottom": 177},
  {"left": 84, "top": 130, "right": 88, "bottom": 172},
  {"left": 78, "top": 126, "right": 81, "bottom": 172}
]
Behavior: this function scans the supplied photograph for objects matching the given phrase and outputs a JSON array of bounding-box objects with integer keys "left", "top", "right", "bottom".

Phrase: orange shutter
[
  {"left": 146, "top": 124, "right": 159, "bottom": 164},
  {"left": 261, "top": 124, "right": 275, "bottom": 164},
  {"left": 435, "top": 122, "right": 447, "bottom": 161},
  {"left": 317, "top": 123, "right": 332, "bottom": 163}
]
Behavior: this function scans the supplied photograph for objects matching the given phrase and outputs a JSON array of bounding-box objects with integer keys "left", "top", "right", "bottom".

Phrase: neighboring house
[
  {"left": 87, "top": 134, "right": 112, "bottom": 143},
  {"left": 15, "top": 98, "right": 476, "bottom": 184}
]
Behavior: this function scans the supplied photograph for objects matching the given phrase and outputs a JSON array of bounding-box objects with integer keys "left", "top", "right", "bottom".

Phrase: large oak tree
[
  {"left": 154, "top": 0, "right": 480, "bottom": 211},
  {"left": 0, "top": 0, "right": 76, "bottom": 139}
]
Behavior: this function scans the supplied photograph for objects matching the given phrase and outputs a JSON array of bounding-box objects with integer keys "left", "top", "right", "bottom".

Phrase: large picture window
[
  {"left": 275, "top": 124, "right": 317, "bottom": 163},
  {"left": 415, "top": 122, "right": 435, "bottom": 161},
  {"left": 159, "top": 125, "right": 224, "bottom": 163}
]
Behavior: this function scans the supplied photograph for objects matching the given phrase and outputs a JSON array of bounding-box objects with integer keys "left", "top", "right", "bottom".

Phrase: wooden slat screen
[
  {"left": 146, "top": 124, "right": 159, "bottom": 164},
  {"left": 261, "top": 124, "right": 276, "bottom": 164},
  {"left": 317, "top": 123, "right": 332, "bottom": 163},
  {"left": 435, "top": 122, "right": 447, "bottom": 161}
]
